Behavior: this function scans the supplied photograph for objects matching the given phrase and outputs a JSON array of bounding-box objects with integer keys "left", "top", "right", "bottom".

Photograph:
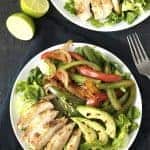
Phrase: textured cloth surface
[{"left": 0, "top": 0, "right": 150, "bottom": 149}]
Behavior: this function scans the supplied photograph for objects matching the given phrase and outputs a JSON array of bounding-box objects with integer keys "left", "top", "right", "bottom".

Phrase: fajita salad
[
  {"left": 15, "top": 41, "right": 140, "bottom": 150},
  {"left": 64, "top": 0, "right": 150, "bottom": 27}
]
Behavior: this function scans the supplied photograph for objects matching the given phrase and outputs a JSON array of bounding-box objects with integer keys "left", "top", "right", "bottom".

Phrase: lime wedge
[
  {"left": 20, "top": 0, "right": 50, "bottom": 18},
  {"left": 6, "top": 13, "right": 35, "bottom": 41}
]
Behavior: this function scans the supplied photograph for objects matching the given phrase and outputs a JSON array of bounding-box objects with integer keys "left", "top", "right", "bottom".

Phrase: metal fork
[{"left": 127, "top": 32, "right": 150, "bottom": 79}]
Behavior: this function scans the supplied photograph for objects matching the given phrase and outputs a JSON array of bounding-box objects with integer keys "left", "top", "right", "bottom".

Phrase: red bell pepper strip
[
  {"left": 86, "top": 90, "right": 123, "bottom": 107},
  {"left": 77, "top": 66, "right": 122, "bottom": 83},
  {"left": 86, "top": 92, "right": 108, "bottom": 107},
  {"left": 69, "top": 51, "right": 85, "bottom": 60}
]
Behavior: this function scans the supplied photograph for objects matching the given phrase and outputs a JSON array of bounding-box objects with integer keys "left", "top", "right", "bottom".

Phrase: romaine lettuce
[
  {"left": 64, "top": 0, "right": 76, "bottom": 14},
  {"left": 15, "top": 67, "right": 44, "bottom": 115}
]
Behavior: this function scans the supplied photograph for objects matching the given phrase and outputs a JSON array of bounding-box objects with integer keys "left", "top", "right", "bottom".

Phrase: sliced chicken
[
  {"left": 65, "top": 128, "right": 82, "bottom": 150},
  {"left": 18, "top": 101, "right": 54, "bottom": 130},
  {"left": 45, "top": 123, "right": 75, "bottom": 150},
  {"left": 91, "top": 0, "right": 113, "bottom": 20},
  {"left": 25, "top": 117, "right": 68, "bottom": 150},
  {"left": 23, "top": 110, "right": 59, "bottom": 140},
  {"left": 112, "top": 0, "right": 120, "bottom": 14},
  {"left": 74, "top": 0, "right": 92, "bottom": 21}
]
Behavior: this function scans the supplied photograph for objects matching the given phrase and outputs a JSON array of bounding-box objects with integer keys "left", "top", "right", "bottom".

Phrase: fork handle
[{"left": 146, "top": 75, "right": 150, "bottom": 79}]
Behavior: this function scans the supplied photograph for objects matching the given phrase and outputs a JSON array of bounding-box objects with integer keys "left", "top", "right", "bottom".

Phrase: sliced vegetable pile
[
  {"left": 15, "top": 41, "right": 140, "bottom": 150},
  {"left": 64, "top": 0, "right": 150, "bottom": 27}
]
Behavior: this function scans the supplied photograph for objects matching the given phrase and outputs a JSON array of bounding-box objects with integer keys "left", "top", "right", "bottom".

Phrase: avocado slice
[
  {"left": 73, "top": 117, "right": 108, "bottom": 145},
  {"left": 71, "top": 117, "right": 97, "bottom": 143},
  {"left": 77, "top": 106, "right": 116, "bottom": 138}
]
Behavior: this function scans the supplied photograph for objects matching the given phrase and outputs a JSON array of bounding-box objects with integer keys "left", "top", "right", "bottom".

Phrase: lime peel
[
  {"left": 20, "top": 0, "right": 50, "bottom": 18},
  {"left": 6, "top": 13, "right": 35, "bottom": 41}
]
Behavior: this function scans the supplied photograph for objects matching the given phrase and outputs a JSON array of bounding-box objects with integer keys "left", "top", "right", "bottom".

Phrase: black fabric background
[{"left": 0, "top": 0, "right": 150, "bottom": 149}]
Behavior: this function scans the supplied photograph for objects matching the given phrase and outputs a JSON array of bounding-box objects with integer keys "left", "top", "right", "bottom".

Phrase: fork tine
[
  {"left": 132, "top": 33, "right": 146, "bottom": 62},
  {"left": 127, "top": 35, "right": 141, "bottom": 64},
  {"left": 134, "top": 33, "right": 149, "bottom": 61}
]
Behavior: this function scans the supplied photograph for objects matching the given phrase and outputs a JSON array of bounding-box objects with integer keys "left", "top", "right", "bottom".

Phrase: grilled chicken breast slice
[
  {"left": 74, "top": 0, "right": 92, "bottom": 21},
  {"left": 23, "top": 110, "right": 59, "bottom": 140},
  {"left": 112, "top": 0, "right": 120, "bottom": 14},
  {"left": 18, "top": 101, "right": 54, "bottom": 129},
  {"left": 91, "top": 0, "right": 113, "bottom": 20},
  {"left": 65, "top": 128, "right": 82, "bottom": 150},
  {"left": 45, "top": 123, "right": 75, "bottom": 150},
  {"left": 25, "top": 117, "right": 68, "bottom": 150}
]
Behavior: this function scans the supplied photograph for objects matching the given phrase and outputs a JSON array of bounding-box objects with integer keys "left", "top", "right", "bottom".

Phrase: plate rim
[
  {"left": 10, "top": 42, "right": 142, "bottom": 149},
  {"left": 51, "top": 0, "right": 150, "bottom": 32}
]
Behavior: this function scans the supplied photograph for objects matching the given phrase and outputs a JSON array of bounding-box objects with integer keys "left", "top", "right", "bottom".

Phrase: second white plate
[{"left": 51, "top": 0, "right": 150, "bottom": 32}]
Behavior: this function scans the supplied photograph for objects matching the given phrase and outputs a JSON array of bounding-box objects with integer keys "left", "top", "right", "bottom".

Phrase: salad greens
[
  {"left": 64, "top": 0, "right": 76, "bottom": 14},
  {"left": 15, "top": 67, "right": 44, "bottom": 115},
  {"left": 106, "top": 12, "right": 124, "bottom": 25},
  {"left": 27, "top": 67, "right": 43, "bottom": 85},
  {"left": 75, "top": 46, "right": 106, "bottom": 68},
  {"left": 88, "top": 17, "right": 104, "bottom": 27},
  {"left": 126, "top": 12, "right": 139, "bottom": 23}
]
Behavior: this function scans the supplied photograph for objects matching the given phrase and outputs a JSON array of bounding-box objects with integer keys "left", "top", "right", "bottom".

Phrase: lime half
[
  {"left": 6, "top": 13, "right": 35, "bottom": 41},
  {"left": 20, "top": 0, "right": 50, "bottom": 18}
]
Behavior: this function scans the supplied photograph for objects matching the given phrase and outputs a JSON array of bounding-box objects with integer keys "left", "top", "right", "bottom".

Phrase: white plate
[
  {"left": 51, "top": 0, "right": 150, "bottom": 32},
  {"left": 10, "top": 43, "right": 142, "bottom": 149}
]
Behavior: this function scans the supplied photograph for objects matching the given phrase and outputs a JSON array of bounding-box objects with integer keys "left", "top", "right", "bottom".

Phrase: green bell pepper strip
[
  {"left": 71, "top": 73, "right": 86, "bottom": 85},
  {"left": 104, "top": 62, "right": 111, "bottom": 74},
  {"left": 107, "top": 85, "right": 136, "bottom": 111},
  {"left": 103, "top": 64, "right": 136, "bottom": 111},
  {"left": 121, "top": 85, "right": 136, "bottom": 111},
  {"left": 59, "top": 60, "right": 101, "bottom": 71},
  {"left": 71, "top": 73, "right": 101, "bottom": 85},
  {"left": 107, "top": 89, "right": 122, "bottom": 111},
  {"left": 119, "top": 92, "right": 129, "bottom": 104},
  {"left": 97, "top": 80, "right": 134, "bottom": 90},
  {"left": 104, "top": 63, "right": 122, "bottom": 111}
]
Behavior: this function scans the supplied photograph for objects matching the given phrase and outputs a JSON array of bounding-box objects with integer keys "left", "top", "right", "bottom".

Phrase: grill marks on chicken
[
  {"left": 45, "top": 123, "right": 75, "bottom": 150},
  {"left": 65, "top": 128, "right": 82, "bottom": 150},
  {"left": 74, "top": 0, "right": 92, "bottom": 21},
  {"left": 91, "top": 0, "right": 113, "bottom": 20},
  {"left": 18, "top": 101, "right": 54, "bottom": 130},
  {"left": 28, "top": 118, "right": 68, "bottom": 150},
  {"left": 74, "top": 0, "right": 114, "bottom": 21}
]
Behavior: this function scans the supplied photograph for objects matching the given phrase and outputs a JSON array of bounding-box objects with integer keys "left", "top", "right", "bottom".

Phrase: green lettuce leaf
[
  {"left": 27, "top": 67, "right": 43, "bottom": 85},
  {"left": 75, "top": 46, "right": 106, "bottom": 68},
  {"left": 16, "top": 81, "right": 44, "bottom": 102},
  {"left": 15, "top": 67, "right": 44, "bottom": 115},
  {"left": 126, "top": 11, "right": 138, "bottom": 24},
  {"left": 106, "top": 12, "right": 123, "bottom": 25},
  {"left": 112, "top": 127, "right": 128, "bottom": 150},
  {"left": 126, "top": 106, "right": 141, "bottom": 120},
  {"left": 64, "top": 0, "right": 76, "bottom": 14},
  {"left": 116, "top": 114, "right": 131, "bottom": 131},
  {"left": 88, "top": 17, "right": 104, "bottom": 27},
  {"left": 80, "top": 140, "right": 110, "bottom": 150}
]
